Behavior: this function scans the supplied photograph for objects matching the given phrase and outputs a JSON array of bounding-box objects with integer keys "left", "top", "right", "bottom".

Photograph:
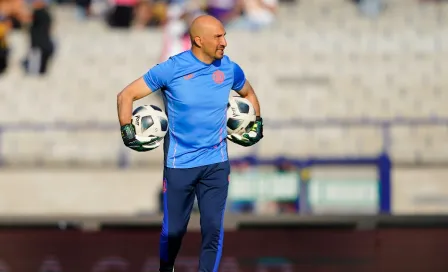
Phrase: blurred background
[{"left": 1, "top": 0, "right": 448, "bottom": 271}]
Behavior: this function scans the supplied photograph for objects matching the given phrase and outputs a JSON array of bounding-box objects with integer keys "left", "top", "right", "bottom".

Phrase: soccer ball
[
  {"left": 132, "top": 105, "right": 169, "bottom": 140},
  {"left": 227, "top": 96, "right": 256, "bottom": 136}
]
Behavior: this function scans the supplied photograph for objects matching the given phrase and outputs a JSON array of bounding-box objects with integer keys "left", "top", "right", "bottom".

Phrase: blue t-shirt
[{"left": 143, "top": 50, "right": 246, "bottom": 168}]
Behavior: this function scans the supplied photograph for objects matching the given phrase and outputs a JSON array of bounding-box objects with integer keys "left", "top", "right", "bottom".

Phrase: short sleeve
[
  {"left": 232, "top": 61, "right": 246, "bottom": 91},
  {"left": 143, "top": 58, "right": 175, "bottom": 91}
]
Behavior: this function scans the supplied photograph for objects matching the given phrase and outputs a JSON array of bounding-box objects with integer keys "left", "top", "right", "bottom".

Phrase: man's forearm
[
  {"left": 117, "top": 92, "right": 134, "bottom": 126},
  {"left": 244, "top": 93, "right": 261, "bottom": 117}
]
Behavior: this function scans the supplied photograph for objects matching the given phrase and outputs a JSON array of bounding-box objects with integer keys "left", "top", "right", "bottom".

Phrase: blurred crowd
[
  {"left": 1, "top": 0, "right": 54, "bottom": 75},
  {"left": 2, "top": 0, "right": 444, "bottom": 77},
  {"left": 75, "top": 0, "right": 279, "bottom": 31},
  {"left": 0, "top": 0, "right": 280, "bottom": 76}
]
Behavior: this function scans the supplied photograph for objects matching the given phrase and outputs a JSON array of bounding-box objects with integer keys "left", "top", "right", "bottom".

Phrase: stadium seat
[{"left": 1, "top": 0, "right": 447, "bottom": 165}]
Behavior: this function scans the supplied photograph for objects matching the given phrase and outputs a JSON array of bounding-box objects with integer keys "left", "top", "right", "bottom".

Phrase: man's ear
[{"left": 193, "top": 36, "right": 202, "bottom": 48}]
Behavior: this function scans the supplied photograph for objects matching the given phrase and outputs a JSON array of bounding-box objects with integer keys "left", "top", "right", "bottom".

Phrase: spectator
[
  {"left": 134, "top": 0, "right": 152, "bottom": 28},
  {"left": 159, "top": 1, "right": 203, "bottom": 61},
  {"left": 159, "top": 4, "right": 188, "bottom": 61},
  {"left": 106, "top": 0, "right": 138, "bottom": 28},
  {"left": 0, "top": 9, "right": 11, "bottom": 74},
  {"left": 149, "top": 0, "right": 168, "bottom": 26},
  {"left": 22, "top": 0, "right": 54, "bottom": 76},
  {"left": 206, "top": 0, "right": 243, "bottom": 25},
  {"left": 133, "top": 0, "right": 167, "bottom": 28},
  {"left": 0, "top": 0, "right": 29, "bottom": 75},
  {"left": 227, "top": 0, "right": 278, "bottom": 31}
]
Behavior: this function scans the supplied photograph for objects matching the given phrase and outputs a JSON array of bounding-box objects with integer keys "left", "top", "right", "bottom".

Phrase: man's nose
[{"left": 221, "top": 38, "right": 227, "bottom": 47}]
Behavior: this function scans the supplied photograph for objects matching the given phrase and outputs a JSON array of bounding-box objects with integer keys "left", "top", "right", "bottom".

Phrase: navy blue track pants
[{"left": 159, "top": 161, "right": 230, "bottom": 272}]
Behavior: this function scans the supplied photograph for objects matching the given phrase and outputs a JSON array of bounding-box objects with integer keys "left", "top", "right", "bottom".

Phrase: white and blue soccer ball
[
  {"left": 227, "top": 96, "right": 256, "bottom": 136},
  {"left": 132, "top": 105, "right": 169, "bottom": 142}
]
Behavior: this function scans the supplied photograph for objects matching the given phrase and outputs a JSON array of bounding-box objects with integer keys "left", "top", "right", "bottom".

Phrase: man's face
[{"left": 201, "top": 24, "right": 227, "bottom": 60}]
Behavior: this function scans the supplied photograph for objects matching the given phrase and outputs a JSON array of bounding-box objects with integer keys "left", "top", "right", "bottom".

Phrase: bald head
[
  {"left": 188, "top": 15, "right": 227, "bottom": 62},
  {"left": 189, "top": 15, "right": 223, "bottom": 41}
]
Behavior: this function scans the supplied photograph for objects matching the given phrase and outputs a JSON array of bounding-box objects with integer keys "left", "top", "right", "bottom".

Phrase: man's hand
[
  {"left": 121, "top": 124, "right": 161, "bottom": 152},
  {"left": 228, "top": 117, "right": 263, "bottom": 147}
]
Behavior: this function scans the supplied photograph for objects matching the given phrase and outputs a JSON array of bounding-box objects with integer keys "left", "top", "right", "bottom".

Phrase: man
[
  {"left": 159, "top": 2, "right": 203, "bottom": 62},
  {"left": 0, "top": 9, "right": 11, "bottom": 74},
  {"left": 0, "top": 0, "right": 29, "bottom": 74},
  {"left": 22, "top": 0, "right": 54, "bottom": 76},
  {"left": 227, "top": 0, "right": 278, "bottom": 31},
  {"left": 206, "top": 0, "right": 243, "bottom": 26},
  {"left": 117, "top": 15, "right": 263, "bottom": 272}
]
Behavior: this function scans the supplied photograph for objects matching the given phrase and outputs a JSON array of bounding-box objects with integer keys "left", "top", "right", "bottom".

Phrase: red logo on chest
[
  {"left": 184, "top": 73, "right": 193, "bottom": 80},
  {"left": 212, "top": 70, "right": 225, "bottom": 84}
]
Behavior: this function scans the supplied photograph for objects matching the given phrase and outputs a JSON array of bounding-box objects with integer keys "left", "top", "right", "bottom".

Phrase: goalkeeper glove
[
  {"left": 228, "top": 116, "right": 264, "bottom": 147},
  {"left": 120, "top": 124, "right": 161, "bottom": 152}
]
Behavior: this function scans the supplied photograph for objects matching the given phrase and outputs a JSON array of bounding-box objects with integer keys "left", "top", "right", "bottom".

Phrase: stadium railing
[{"left": 0, "top": 117, "right": 447, "bottom": 217}]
